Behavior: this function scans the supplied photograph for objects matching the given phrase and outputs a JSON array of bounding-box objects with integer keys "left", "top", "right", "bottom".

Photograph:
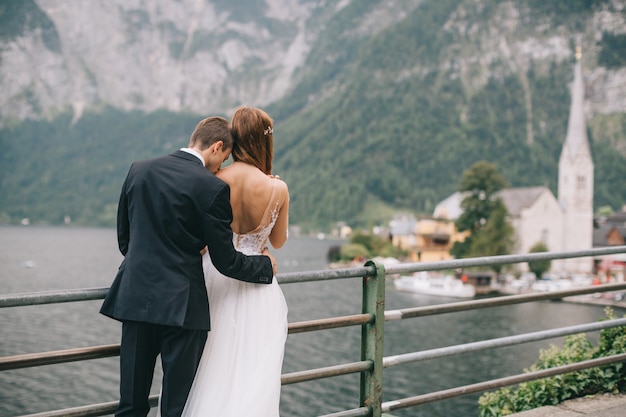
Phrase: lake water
[{"left": 0, "top": 226, "right": 621, "bottom": 417}]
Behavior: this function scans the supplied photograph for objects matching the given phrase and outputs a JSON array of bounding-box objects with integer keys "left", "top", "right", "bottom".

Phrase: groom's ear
[{"left": 212, "top": 141, "right": 224, "bottom": 154}]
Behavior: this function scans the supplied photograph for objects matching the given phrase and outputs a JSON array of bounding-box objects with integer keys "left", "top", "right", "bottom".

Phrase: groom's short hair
[{"left": 189, "top": 116, "right": 234, "bottom": 150}]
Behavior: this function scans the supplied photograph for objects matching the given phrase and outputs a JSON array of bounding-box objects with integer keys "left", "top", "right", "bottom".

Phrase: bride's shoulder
[
  {"left": 216, "top": 163, "right": 247, "bottom": 184},
  {"left": 273, "top": 177, "right": 289, "bottom": 193},
  {"left": 215, "top": 164, "right": 234, "bottom": 179},
  {"left": 271, "top": 178, "right": 289, "bottom": 204}
]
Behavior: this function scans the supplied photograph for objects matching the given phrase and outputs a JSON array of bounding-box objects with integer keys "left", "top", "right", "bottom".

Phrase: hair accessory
[{"left": 264, "top": 126, "right": 273, "bottom": 136}]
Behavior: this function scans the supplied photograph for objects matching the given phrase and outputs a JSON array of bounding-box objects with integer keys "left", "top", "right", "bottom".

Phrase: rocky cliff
[
  {"left": 0, "top": 0, "right": 422, "bottom": 125},
  {"left": 1, "top": 1, "right": 624, "bottom": 126}
]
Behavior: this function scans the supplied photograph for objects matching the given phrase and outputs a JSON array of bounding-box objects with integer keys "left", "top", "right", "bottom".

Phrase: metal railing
[{"left": 2, "top": 246, "right": 626, "bottom": 417}]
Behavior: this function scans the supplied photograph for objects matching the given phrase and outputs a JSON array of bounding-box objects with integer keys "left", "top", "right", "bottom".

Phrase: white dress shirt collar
[{"left": 180, "top": 148, "right": 205, "bottom": 166}]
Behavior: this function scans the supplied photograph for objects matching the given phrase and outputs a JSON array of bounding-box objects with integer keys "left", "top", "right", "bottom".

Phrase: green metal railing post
[{"left": 359, "top": 260, "right": 385, "bottom": 417}]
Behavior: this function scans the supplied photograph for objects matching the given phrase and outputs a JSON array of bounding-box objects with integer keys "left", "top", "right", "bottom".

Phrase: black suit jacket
[{"left": 100, "top": 150, "right": 273, "bottom": 330}]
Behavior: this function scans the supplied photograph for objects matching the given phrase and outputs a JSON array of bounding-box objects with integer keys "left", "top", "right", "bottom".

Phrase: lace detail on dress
[{"left": 233, "top": 200, "right": 280, "bottom": 256}]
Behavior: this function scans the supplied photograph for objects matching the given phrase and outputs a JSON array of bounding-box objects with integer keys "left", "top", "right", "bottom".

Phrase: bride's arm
[
  {"left": 262, "top": 247, "right": 278, "bottom": 275},
  {"left": 269, "top": 180, "right": 289, "bottom": 249}
]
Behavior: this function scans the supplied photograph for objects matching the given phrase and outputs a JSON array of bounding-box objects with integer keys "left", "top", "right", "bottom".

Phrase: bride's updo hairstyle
[{"left": 230, "top": 106, "right": 274, "bottom": 175}]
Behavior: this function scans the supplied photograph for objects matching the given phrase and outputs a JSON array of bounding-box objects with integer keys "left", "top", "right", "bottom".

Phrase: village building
[
  {"left": 389, "top": 212, "right": 467, "bottom": 263},
  {"left": 593, "top": 210, "right": 626, "bottom": 281}
]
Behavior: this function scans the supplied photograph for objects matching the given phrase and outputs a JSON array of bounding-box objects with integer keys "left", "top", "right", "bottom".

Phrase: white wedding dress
[{"left": 181, "top": 191, "right": 288, "bottom": 417}]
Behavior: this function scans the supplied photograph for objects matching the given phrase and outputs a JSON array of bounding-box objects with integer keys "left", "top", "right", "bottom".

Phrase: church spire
[
  {"left": 562, "top": 46, "right": 590, "bottom": 160},
  {"left": 557, "top": 45, "right": 594, "bottom": 274}
]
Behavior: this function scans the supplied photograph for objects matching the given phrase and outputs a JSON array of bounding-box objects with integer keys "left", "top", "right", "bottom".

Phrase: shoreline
[{"left": 562, "top": 293, "right": 626, "bottom": 310}]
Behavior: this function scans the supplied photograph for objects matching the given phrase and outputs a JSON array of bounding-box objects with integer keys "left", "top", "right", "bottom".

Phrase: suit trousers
[{"left": 116, "top": 321, "right": 207, "bottom": 417}]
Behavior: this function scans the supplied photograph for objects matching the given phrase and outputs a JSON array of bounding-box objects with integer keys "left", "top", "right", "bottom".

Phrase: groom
[{"left": 100, "top": 116, "right": 276, "bottom": 417}]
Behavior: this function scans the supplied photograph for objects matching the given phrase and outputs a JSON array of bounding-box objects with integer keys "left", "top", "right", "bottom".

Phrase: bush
[
  {"left": 338, "top": 231, "right": 402, "bottom": 261},
  {"left": 478, "top": 308, "right": 626, "bottom": 417},
  {"left": 339, "top": 243, "right": 370, "bottom": 261},
  {"left": 528, "top": 241, "right": 551, "bottom": 278}
]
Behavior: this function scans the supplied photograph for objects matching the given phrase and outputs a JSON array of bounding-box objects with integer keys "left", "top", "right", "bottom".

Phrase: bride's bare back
[{"left": 217, "top": 161, "right": 289, "bottom": 249}]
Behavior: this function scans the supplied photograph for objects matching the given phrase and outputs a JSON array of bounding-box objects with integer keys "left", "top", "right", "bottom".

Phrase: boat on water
[
  {"left": 531, "top": 274, "right": 594, "bottom": 292},
  {"left": 393, "top": 271, "right": 476, "bottom": 298}
]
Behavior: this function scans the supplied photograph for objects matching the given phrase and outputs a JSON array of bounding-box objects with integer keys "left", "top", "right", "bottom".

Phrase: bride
[{"left": 181, "top": 106, "right": 290, "bottom": 416}]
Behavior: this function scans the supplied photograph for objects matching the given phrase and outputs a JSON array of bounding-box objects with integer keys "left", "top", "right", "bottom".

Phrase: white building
[{"left": 434, "top": 55, "right": 594, "bottom": 274}]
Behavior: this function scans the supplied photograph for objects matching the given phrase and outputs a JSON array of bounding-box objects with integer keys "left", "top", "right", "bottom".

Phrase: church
[{"left": 434, "top": 51, "right": 594, "bottom": 275}]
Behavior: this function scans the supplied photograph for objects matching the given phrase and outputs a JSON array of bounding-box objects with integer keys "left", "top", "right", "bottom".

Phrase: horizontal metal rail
[
  {"left": 0, "top": 314, "right": 374, "bottom": 371},
  {"left": 384, "top": 245, "right": 626, "bottom": 275},
  {"left": 381, "top": 352, "right": 626, "bottom": 413},
  {"left": 278, "top": 266, "right": 373, "bottom": 284},
  {"left": 15, "top": 396, "right": 158, "bottom": 417},
  {"left": 0, "top": 345, "right": 120, "bottom": 371},
  {"left": 0, "top": 287, "right": 109, "bottom": 308},
  {"left": 288, "top": 313, "right": 373, "bottom": 334},
  {"left": 282, "top": 361, "right": 372, "bottom": 385},
  {"left": 384, "top": 317, "right": 626, "bottom": 367},
  {"left": 5, "top": 280, "right": 623, "bottom": 312},
  {"left": 318, "top": 407, "right": 370, "bottom": 417},
  {"left": 385, "top": 282, "right": 626, "bottom": 320}
]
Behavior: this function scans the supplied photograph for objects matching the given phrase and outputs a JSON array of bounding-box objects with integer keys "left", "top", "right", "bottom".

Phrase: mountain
[
  {"left": 1, "top": 0, "right": 626, "bottom": 231},
  {"left": 0, "top": 0, "right": 330, "bottom": 122}
]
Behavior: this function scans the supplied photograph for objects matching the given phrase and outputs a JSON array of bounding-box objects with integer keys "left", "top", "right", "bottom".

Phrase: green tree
[
  {"left": 466, "top": 202, "right": 515, "bottom": 272},
  {"left": 528, "top": 241, "right": 551, "bottom": 278},
  {"left": 597, "top": 205, "right": 614, "bottom": 217},
  {"left": 350, "top": 232, "right": 380, "bottom": 253},
  {"left": 450, "top": 161, "right": 510, "bottom": 259}
]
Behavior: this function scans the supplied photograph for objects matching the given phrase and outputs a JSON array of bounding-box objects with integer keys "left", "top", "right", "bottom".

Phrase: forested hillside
[
  {"left": 1, "top": 0, "right": 625, "bottom": 231},
  {"left": 0, "top": 109, "right": 201, "bottom": 225}
]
